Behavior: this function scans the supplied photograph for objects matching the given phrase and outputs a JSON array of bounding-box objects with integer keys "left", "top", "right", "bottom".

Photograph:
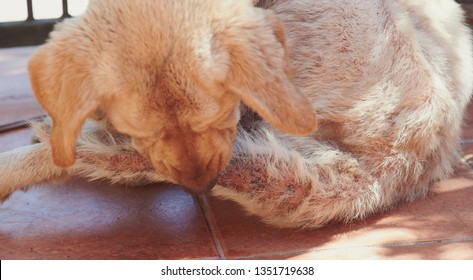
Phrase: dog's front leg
[
  {"left": 0, "top": 121, "right": 165, "bottom": 202},
  {"left": 71, "top": 143, "right": 163, "bottom": 186}
]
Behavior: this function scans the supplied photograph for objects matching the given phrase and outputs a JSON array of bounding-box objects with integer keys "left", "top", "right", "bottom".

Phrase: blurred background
[{"left": 0, "top": 0, "right": 89, "bottom": 47}]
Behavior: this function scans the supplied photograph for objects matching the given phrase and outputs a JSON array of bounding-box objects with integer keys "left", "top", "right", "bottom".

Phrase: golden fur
[
  {"left": 27, "top": 0, "right": 317, "bottom": 192},
  {"left": 0, "top": 0, "right": 472, "bottom": 228}
]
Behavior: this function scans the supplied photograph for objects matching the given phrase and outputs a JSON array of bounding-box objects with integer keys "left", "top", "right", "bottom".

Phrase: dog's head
[{"left": 28, "top": 0, "right": 317, "bottom": 193}]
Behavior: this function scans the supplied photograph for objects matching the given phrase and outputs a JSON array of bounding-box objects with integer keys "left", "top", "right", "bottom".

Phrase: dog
[{"left": 0, "top": 0, "right": 472, "bottom": 228}]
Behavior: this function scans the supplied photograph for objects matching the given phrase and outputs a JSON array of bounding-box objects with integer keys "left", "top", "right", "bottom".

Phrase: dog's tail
[
  {"left": 0, "top": 143, "right": 68, "bottom": 201},
  {"left": 213, "top": 128, "right": 445, "bottom": 229}
]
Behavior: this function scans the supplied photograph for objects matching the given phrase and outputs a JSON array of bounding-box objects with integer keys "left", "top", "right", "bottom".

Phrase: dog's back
[
  {"left": 276, "top": 0, "right": 473, "bottom": 196},
  {"left": 214, "top": 0, "right": 473, "bottom": 227}
]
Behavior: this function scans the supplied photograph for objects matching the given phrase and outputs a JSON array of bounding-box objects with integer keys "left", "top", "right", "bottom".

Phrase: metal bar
[
  {"left": 61, "top": 0, "right": 70, "bottom": 18},
  {"left": 26, "top": 0, "right": 34, "bottom": 20},
  {"left": 0, "top": 115, "right": 46, "bottom": 133}
]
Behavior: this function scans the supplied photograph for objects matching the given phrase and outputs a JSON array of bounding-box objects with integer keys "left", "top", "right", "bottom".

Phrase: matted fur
[{"left": 0, "top": 0, "right": 472, "bottom": 228}]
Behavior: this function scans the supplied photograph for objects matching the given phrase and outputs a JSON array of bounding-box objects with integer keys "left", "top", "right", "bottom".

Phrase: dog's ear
[
  {"left": 28, "top": 45, "right": 100, "bottom": 167},
  {"left": 225, "top": 10, "right": 317, "bottom": 135}
]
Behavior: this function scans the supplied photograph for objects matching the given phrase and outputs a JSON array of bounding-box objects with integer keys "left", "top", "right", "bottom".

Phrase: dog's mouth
[
  {"left": 175, "top": 174, "right": 220, "bottom": 194},
  {"left": 178, "top": 175, "right": 220, "bottom": 194},
  {"left": 149, "top": 156, "right": 222, "bottom": 193}
]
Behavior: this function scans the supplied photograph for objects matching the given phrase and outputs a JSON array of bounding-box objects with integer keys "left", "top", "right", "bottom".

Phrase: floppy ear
[
  {"left": 28, "top": 45, "right": 99, "bottom": 168},
  {"left": 225, "top": 10, "right": 317, "bottom": 135}
]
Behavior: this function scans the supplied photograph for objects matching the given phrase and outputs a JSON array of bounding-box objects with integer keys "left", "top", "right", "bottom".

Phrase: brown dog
[
  {"left": 27, "top": 0, "right": 317, "bottom": 192},
  {"left": 0, "top": 0, "right": 472, "bottom": 228}
]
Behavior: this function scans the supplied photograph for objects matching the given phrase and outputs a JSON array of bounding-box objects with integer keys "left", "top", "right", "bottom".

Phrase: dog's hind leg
[{"left": 214, "top": 128, "right": 389, "bottom": 229}]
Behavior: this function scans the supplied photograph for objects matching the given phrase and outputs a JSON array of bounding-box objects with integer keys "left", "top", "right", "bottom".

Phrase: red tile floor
[{"left": 1, "top": 47, "right": 472, "bottom": 260}]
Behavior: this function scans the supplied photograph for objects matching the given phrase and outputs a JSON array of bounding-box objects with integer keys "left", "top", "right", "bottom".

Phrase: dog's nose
[
  {"left": 205, "top": 176, "right": 219, "bottom": 191},
  {"left": 180, "top": 175, "right": 219, "bottom": 194}
]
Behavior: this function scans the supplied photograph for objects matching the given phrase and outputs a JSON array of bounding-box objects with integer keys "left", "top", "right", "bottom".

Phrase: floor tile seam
[
  {"left": 315, "top": 236, "right": 473, "bottom": 251},
  {"left": 378, "top": 237, "right": 473, "bottom": 248},
  {"left": 190, "top": 256, "right": 221, "bottom": 260},
  {"left": 233, "top": 237, "right": 473, "bottom": 260},
  {"left": 0, "top": 95, "right": 35, "bottom": 101},
  {"left": 196, "top": 195, "right": 226, "bottom": 260},
  {"left": 461, "top": 139, "right": 473, "bottom": 145}
]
